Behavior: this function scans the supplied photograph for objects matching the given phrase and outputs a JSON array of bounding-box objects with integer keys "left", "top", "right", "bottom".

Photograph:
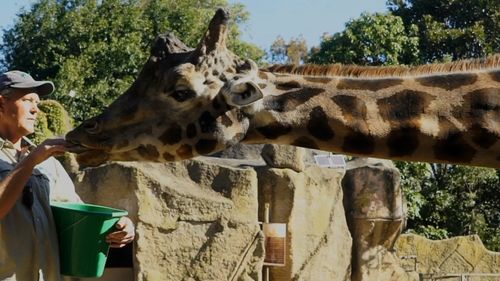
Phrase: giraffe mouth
[
  {"left": 76, "top": 149, "right": 109, "bottom": 166},
  {"left": 65, "top": 143, "right": 91, "bottom": 154},
  {"left": 66, "top": 144, "right": 110, "bottom": 166}
]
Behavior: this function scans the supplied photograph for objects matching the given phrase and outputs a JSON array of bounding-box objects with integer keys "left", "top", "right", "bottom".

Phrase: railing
[
  {"left": 419, "top": 273, "right": 500, "bottom": 281},
  {"left": 398, "top": 254, "right": 500, "bottom": 281}
]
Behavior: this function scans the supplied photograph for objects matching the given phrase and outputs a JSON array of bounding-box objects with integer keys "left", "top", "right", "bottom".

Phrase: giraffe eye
[{"left": 171, "top": 89, "right": 196, "bottom": 102}]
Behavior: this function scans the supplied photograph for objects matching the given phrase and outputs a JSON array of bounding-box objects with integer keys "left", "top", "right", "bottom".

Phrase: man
[{"left": 0, "top": 70, "right": 135, "bottom": 280}]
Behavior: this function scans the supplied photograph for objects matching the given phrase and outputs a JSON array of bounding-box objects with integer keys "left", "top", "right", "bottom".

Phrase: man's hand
[
  {"left": 106, "top": 216, "right": 135, "bottom": 248},
  {"left": 25, "top": 138, "right": 68, "bottom": 167}
]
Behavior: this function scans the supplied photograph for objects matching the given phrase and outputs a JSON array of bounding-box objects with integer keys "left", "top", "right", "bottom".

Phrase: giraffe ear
[
  {"left": 224, "top": 80, "right": 264, "bottom": 108},
  {"left": 151, "top": 33, "right": 192, "bottom": 61}
]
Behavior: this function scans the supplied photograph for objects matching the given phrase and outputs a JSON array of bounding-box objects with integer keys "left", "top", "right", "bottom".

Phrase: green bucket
[{"left": 50, "top": 202, "right": 128, "bottom": 278}]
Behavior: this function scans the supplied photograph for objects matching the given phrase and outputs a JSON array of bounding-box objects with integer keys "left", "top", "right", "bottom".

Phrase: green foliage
[
  {"left": 388, "top": 0, "right": 499, "bottom": 61},
  {"left": 38, "top": 99, "right": 73, "bottom": 135},
  {"left": 32, "top": 99, "right": 73, "bottom": 144},
  {"left": 395, "top": 161, "right": 429, "bottom": 221},
  {"left": 411, "top": 225, "right": 449, "bottom": 240},
  {"left": 395, "top": 162, "right": 500, "bottom": 251},
  {"left": 308, "top": 13, "right": 420, "bottom": 66},
  {"left": 1, "top": 0, "right": 263, "bottom": 123},
  {"left": 32, "top": 111, "right": 52, "bottom": 145}
]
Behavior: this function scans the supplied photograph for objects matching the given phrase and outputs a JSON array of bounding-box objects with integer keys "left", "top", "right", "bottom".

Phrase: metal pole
[{"left": 264, "top": 203, "right": 270, "bottom": 281}]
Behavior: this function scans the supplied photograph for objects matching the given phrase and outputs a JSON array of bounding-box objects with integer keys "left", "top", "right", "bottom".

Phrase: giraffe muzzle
[
  {"left": 65, "top": 143, "right": 90, "bottom": 154},
  {"left": 75, "top": 149, "right": 110, "bottom": 166}
]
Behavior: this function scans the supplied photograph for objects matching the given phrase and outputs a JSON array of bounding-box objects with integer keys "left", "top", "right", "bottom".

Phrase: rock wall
[
  {"left": 73, "top": 144, "right": 353, "bottom": 281},
  {"left": 69, "top": 145, "right": 500, "bottom": 281},
  {"left": 257, "top": 160, "right": 351, "bottom": 280},
  {"left": 75, "top": 160, "right": 263, "bottom": 281},
  {"left": 395, "top": 234, "right": 500, "bottom": 279},
  {"left": 341, "top": 158, "right": 417, "bottom": 281}
]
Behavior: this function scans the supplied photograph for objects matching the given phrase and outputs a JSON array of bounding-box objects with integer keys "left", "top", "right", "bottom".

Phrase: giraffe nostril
[{"left": 83, "top": 120, "right": 100, "bottom": 134}]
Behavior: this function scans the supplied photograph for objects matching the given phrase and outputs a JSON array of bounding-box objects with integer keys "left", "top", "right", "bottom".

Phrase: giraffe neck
[{"left": 242, "top": 67, "right": 500, "bottom": 168}]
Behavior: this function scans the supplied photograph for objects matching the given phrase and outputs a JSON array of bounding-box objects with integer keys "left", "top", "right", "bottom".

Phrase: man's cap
[{"left": 0, "top": 70, "right": 55, "bottom": 96}]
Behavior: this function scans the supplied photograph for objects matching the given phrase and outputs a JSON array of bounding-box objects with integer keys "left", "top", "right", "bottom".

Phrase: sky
[
  {"left": 228, "top": 0, "right": 388, "bottom": 48},
  {"left": 0, "top": 1, "right": 388, "bottom": 49}
]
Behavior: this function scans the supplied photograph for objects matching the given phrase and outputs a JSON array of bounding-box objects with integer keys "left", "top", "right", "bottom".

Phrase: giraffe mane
[{"left": 265, "top": 54, "right": 500, "bottom": 78}]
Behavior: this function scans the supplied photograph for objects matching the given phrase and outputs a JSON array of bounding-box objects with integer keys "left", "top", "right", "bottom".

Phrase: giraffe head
[{"left": 66, "top": 9, "right": 264, "bottom": 166}]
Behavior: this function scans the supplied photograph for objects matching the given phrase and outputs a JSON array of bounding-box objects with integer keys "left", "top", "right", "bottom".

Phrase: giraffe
[{"left": 65, "top": 9, "right": 500, "bottom": 168}]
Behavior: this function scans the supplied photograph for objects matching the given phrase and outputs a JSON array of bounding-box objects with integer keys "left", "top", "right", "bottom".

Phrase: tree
[
  {"left": 388, "top": 0, "right": 500, "bottom": 62},
  {"left": 308, "top": 12, "right": 420, "bottom": 66},
  {"left": 396, "top": 162, "right": 500, "bottom": 250},
  {"left": 32, "top": 99, "right": 74, "bottom": 144},
  {"left": 0, "top": 0, "right": 263, "bottom": 123},
  {"left": 269, "top": 36, "right": 288, "bottom": 64},
  {"left": 267, "top": 35, "right": 308, "bottom": 65}
]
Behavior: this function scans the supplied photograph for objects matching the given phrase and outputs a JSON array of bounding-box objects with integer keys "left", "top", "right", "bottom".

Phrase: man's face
[{"left": 0, "top": 90, "right": 40, "bottom": 138}]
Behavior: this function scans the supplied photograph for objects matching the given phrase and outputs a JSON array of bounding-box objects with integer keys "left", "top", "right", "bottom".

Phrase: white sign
[{"left": 314, "top": 154, "right": 346, "bottom": 168}]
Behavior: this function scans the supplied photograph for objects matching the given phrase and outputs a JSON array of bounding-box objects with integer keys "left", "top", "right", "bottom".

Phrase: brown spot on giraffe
[
  {"left": 186, "top": 123, "right": 197, "bottom": 139},
  {"left": 386, "top": 128, "right": 420, "bottom": 157},
  {"left": 256, "top": 122, "right": 293, "bottom": 139},
  {"left": 258, "top": 71, "right": 268, "bottom": 80},
  {"left": 337, "top": 78, "right": 403, "bottom": 91},
  {"left": 416, "top": 73, "right": 478, "bottom": 91},
  {"left": 176, "top": 144, "right": 193, "bottom": 159},
  {"left": 276, "top": 81, "right": 302, "bottom": 90},
  {"left": 137, "top": 144, "right": 160, "bottom": 161},
  {"left": 212, "top": 97, "right": 221, "bottom": 110},
  {"left": 470, "top": 125, "right": 498, "bottom": 149},
  {"left": 331, "top": 95, "right": 369, "bottom": 133},
  {"left": 159, "top": 123, "right": 182, "bottom": 145},
  {"left": 220, "top": 114, "right": 233, "bottom": 127},
  {"left": 195, "top": 139, "right": 218, "bottom": 155},
  {"left": 199, "top": 111, "right": 217, "bottom": 133},
  {"left": 378, "top": 91, "right": 434, "bottom": 156},
  {"left": 434, "top": 133, "right": 477, "bottom": 163},
  {"left": 265, "top": 88, "right": 324, "bottom": 112},
  {"left": 459, "top": 88, "right": 500, "bottom": 148},
  {"left": 163, "top": 152, "right": 175, "bottom": 161},
  {"left": 304, "top": 77, "right": 333, "bottom": 84},
  {"left": 342, "top": 131, "right": 375, "bottom": 155},
  {"left": 463, "top": 88, "right": 500, "bottom": 118},
  {"left": 378, "top": 90, "right": 435, "bottom": 127},
  {"left": 490, "top": 70, "right": 500, "bottom": 82},
  {"left": 291, "top": 136, "right": 319, "bottom": 149},
  {"left": 307, "top": 106, "right": 335, "bottom": 141}
]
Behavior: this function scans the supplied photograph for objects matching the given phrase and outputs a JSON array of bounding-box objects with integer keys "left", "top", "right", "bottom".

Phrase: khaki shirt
[{"left": 0, "top": 137, "right": 81, "bottom": 281}]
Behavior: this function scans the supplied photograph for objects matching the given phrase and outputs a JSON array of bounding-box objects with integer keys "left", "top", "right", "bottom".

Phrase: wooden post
[{"left": 264, "top": 203, "right": 270, "bottom": 281}]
